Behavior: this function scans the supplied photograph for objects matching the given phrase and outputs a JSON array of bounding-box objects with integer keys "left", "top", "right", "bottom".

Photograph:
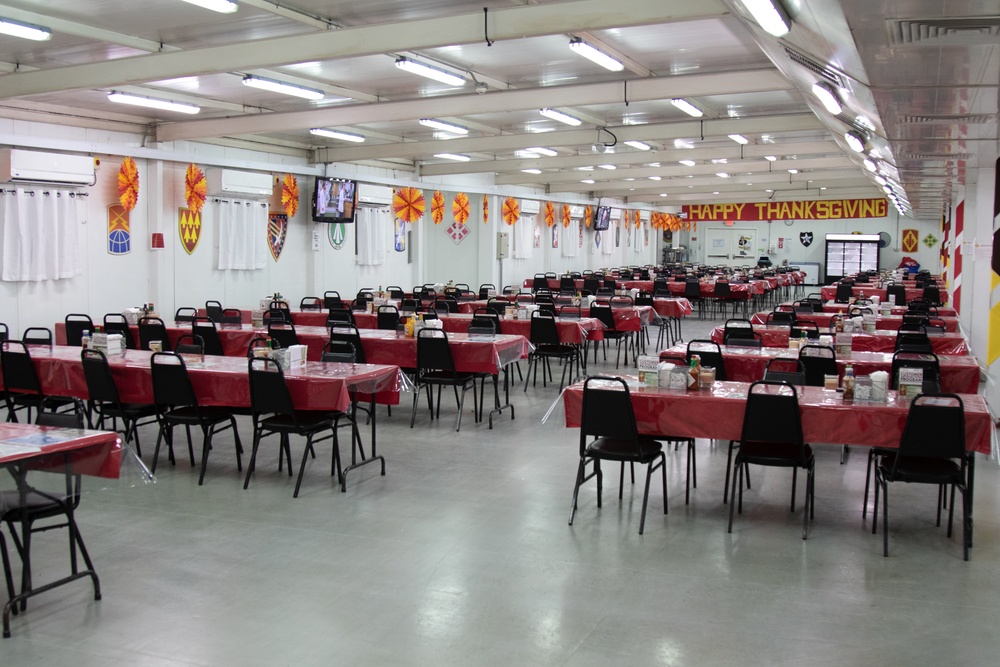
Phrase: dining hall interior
[{"left": 0, "top": 0, "right": 999, "bottom": 664}]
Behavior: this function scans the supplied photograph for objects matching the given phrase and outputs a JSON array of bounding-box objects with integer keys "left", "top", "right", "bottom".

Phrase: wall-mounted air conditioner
[
  {"left": 0, "top": 148, "right": 96, "bottom": 186},
  {"left": 640, "top": 210, "right": 650, "bottom": 221},
  {"left": 570, "top": 205, "right": 584, "bottom": 217},
  {"left": 521, "top": 199, "right": 540, "bottom": 214},
  {"left": 357, "top": 183, "right": 390, "bottom": 206},
  {"left": 608, "top": 207, "right": 623, "bottom": 221},
  {"left": 206, "top": 168, "right": 273, "bottom": 198}
]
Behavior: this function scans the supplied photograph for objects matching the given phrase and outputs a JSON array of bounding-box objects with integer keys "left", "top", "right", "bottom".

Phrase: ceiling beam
[{"left": 0, "top": 0, "right": 725, "bottom": 100}]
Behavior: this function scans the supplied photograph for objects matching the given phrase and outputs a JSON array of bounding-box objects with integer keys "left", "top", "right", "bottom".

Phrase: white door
[{"left": 706, "top": 228, "right": 757, "bottom": 265}]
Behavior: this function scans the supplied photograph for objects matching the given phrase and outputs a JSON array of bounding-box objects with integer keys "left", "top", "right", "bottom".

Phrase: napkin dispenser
[{"left": 285, "top": 344, "right": 308, "bottom": 368}]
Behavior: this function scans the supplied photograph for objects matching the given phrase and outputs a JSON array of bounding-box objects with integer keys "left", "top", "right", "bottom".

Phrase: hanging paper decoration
[
  {"left": 544, "top": 201, "right": 555, "bottom": 227},
  {"left": 561, "top": 204, "right": 571, "bottom": 228},
  {"left": 185, "top": 163, "right": 207, "bottom": 215},
  {"left": 452, "top": 192, "right": 470, "bottom": 224},
  {"left": 584, "top": 205, "right": 592, "bottom": 229},
  {"left": 431, "top": 190, "right": 445, "bottom": 224},
  {"left": 651, "top": 212, "right": 660, "bottom": 229},
  {"left": 624, "top": 211, "right": 632, "bottom": 229},
  {"left": 634, "top": 210, "right": 641, "bottom": 228},
  {"left": 393, "top": 186, "right": 425, "bottom": 223},
  {"left": 281, "top": 174, "right": 299, "bottom": 218},
  {"left": 483, "top": 194, "right": 489, "bottom": 224},
  {"left": 502, "top": 197, "right": 520, "bottom": 226},
  {"left": 117, "top": 157, "right": 139, "bottom": 213}
]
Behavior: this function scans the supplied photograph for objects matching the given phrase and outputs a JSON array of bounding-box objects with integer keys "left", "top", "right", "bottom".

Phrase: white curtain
[
  {"left": 217, "top": 198, "right": 267, "bottom": 270},
  {"left": 602, "top": 223, "right": 615, "bottom": 255},
  {"left": 561, "top": 217, "right": 579, "bottom": 258},
  {"left": 634, "top": 226, "right": 645, "bottom": 254},
  {"left": 1, "top": 188, "right": 82, "bottom": 282},
  {"left": 511, "top": 214, "right": 534, "bottom": 259},
  {"left": 357, "top": 206, "right": 389, "bottom": 266}
]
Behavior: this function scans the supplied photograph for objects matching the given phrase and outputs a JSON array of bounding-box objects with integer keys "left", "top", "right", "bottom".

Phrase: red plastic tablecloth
[
  {"left": 710, "top": 325, "right": 968, "bottom": 355},
  {"left": 652, "top": 298, "right": 692, "bottom": 318},
  {"left": 0, "top": 423, "right": 122, "bottom": 479},
  {"left": 580, "top": 306, "right": 653, "bottom": 332},
  {"left": 563, "top": 379, "right": 993, "bottom": 454},
  {"left": 788, "top": 302, "right": 959, "bottom": 318},
  {"left": 341, "top": 330, "right": 529, "bottom": 374},
  {"left": 820, "top": 285, "right": 945, "bottom": 304},
  {"left": 749, "top": 310, "right": 959, "bottom": 333},
  {"left": 658, "top": 281, "right": 762, "bottom": 298},
  {"left": 658, "top": 344, "right": 980, "bottom": 394},
  {"left": 2, "top": 346, "right": 401, "bottom": 413},
  {"left": 436, "top": 313, "right": 603, "bottom": 345}
]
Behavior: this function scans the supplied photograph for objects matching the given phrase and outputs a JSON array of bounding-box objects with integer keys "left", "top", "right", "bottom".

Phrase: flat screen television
[
  {"left": 593, "top": 206, "right": 612, "bottom": 230},
  {"left": 312, "top": 177, "right": 357, "bottom": 223}
]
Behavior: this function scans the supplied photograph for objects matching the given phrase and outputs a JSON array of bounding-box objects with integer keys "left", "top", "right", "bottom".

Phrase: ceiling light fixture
[
  {"left": 419, "top": 118, "right": 468, "bottom": 135},
  {"left": 728, "top": 134, "right": 749, "bottom": 145},
  {"left": 597, "top": 164, "right": 616, "bottom": 170},
  {"left": 787, "top": 169, "right": 798, "bottom": 174},
  {"left": 670, "top": 98, "right": 704, "bottom": 118},
  {"left": 716, "top": 172, "right": 731, "bottom": 178},
  {"left": 660, "top": 193, "right": 668, "bottom": 197},
  {"left": 309, "top": 128, "right": 365, "bottom": 143},
  {"left": 0, "top": 17, "right": 52, "bottom": 40},
  {"left": 863, "top": 159, "right": 877, "bottom": 172},
  {"left": 395, "top": 57, "right": 466, "bottom": 87},
  {"left": 874, "top": 175, "right": 887, "bottom": 186},
  {"left": 540, "top": 108, "right": 582, "bottom": 126},
  {"left": 107, "top": 91, "right": 200, "bottom": 114},
  {"left": 568, "top": 38, "right": 624, "bottom": 72},
  {"left": 180, "top": 0, "right": 239, "bottom": 13},
  {"left": 648, "top": 176, "right": 662, "bottom": 181},
  {"left": 624, "top": 140, "right": 651, "bottom": 151},
  {"left": 737, "top": 0, "right": 792, "bottom": 37},
  {"left": 521, "top": 169, "right": 542, "bottom": 174},
  {"left": 679, "top": 159, "right": 696, "bottom": 167},
  {"left": 576, "top": 166, "right": 595, "bottom": 171},
  {"left": 844, "top": 130, "right": 866, "bottom": 153},
  {"left": 581, "top": 179, "right": 595, "bottom": 184},
  {"left": 764, "top": 155, "right": 777, "bottom": 161},
  {"left": 434, "top": 153, "right": 471, "bottom": 162},
  {"left": 811, "top": 82, "right": 843, "bottom": 115},
  {"left": 242, "top": 75, "right": 324, "bottom": 100},
  {"left": 526, "top": 147, "right": 558, "bottom": 157}
]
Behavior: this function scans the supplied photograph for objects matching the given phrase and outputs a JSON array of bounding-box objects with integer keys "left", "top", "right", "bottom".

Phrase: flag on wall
[
  {"left": 178, "top": 207, "right": 201, "bottom": 255},
  {"left": 901, "top": 228, "right": 919, "bottom": 253},
  {"left": 107, "top": 203, "right": 131, "bottom": 255},
  {"left": 267, "top": 211, "right": 288, "bottom": 261}
]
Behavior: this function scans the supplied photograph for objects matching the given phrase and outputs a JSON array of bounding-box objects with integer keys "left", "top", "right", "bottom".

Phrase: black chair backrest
[
  {"left": 65, "top": 314, "right": 94, "bottom": 346},
  {"left": 329, "top": 326, "right": 366, "bottom": 363},
  {"left": 583, "top": 278, "right": 601, "bottom": 295},
  {"left": 767, "top": 310, "right": 796, "bottom": 325},
  {"left": 248, "top": 357, "right": 296, "bottom": 418},
  {"left": 683, "top": 280, "right": 702, "bottom": 299},
  {"left": 923, "top": 285, "right": 941, "bottom": 305},
  {"left": 713, "top": 280, "right": 731, "bottom": 297},
  {"left": 377, "top": 305, "right": 400, "bottom": 331},
  {"left": 174, "top": 307, "right": 198, "bottom": 323},
  {"left": 246, "top": 336, "right": 270, "bottom": 358},
  {"left": 416, "top": 328, "right": 456, "bottom": 373},
  {"left": 790, "top": 323, "right": 820, "bottom": 340},
  {"left": 326, "top": 309, "right": 355, "bottom": 327},
  {"left": 421, "top": 309, "right": 439, "bottom": 320},
  {"left": 220, "top": 309, "right": 243, "bottom": 325},
  {"left": 0, "top": 322, "right": 7, "bottom": 343},
  {"left": 725, "top": 332, "right": 762, "bottom": 348},
  {"left": 798, "top": 344, "right": 838, "bottom": 386},
  {"left": 268, "top": 322, "right": 299, "bottom": 348},
  {"left": 81, "top": 347, "right": 126, "bottom": 405},
  {"left": 885, "top": 284, "right": 907, "bottom": 305},
  {"left": 895, "top": 332, "right": 933, "bottom": 354},
  {"left": 150, "top": 352, "right": 198, "bottom": 409},
  {"left": 323, "top": 291, "right": 342, "bottom": 309},
  {"left": 322, "top": 340, "right": 357, "bottom": 363},
  {"left": 264, "top": 308, "right": 289, "bottom": 325},
  {"left": 529, "top": 312, "right": 562, "bottom": 346},
  {"left": 589, "top": 302, "right": 616, "bottom": 330},
  {"left": 300, "top": 297, "right": 323, "bottom": 311},
  {"left": 763, "top": 358, "right": 806, "bottom": 385},
  {"left": 890, "top": 351, "right": 941, "bottom": 391},
  {"left": 22, "top": 327, "right": 53, "bottom": 346},
  {"left": 848, "top": 306, "right": 873, "bottom": 317},
  {"left": 1, "top": 340, "right": 41, "bottom": 393},
  {"left": 174, "top": 333, "right": 205, "bottom": 355},
  {"left": 900, "top": 314, "right": 929, "bottom": 332},
  {"left": 137, "top": 317, "right": 170, "bottom": 352},
  {"left": 723, "top": 319, "right": 754, "bottom": 342},
  {"left": 834, "top": 283, "right": 853, "bottom": 303},
  {"left": 191, "top": 317, "right": 224, "bottom": 355},
  {"left": 686, "top": 340, "right": 726, "bottom": 380},
  {"left": 741, "top": 381, "right": 804, "bottom": 455},
  {"left": 559, "top": 305, "right": 582, "bottom": 319},
  {"left": 894, "top": 394, "right": 965, "bottom": 464},
  {"left": 486, "top": 298, "right": 508, "bottom": 316},
  {"left": 579, "top": 376, "right": 655, "bottom": 457},
  {"left": 386, "top": 285, "right": 406, "bottom": 299},
  {"left": 102, "top": 313, "right": 135, "bottom": 349},
  {"left": 559, "top": 277, "right": 576, "bottom": 293},
  {"left": 205, "top": 300, "right": 224, "bottom": 322},
  {"left": 468, "top": 316, "right": 497, "bottom": 336}
]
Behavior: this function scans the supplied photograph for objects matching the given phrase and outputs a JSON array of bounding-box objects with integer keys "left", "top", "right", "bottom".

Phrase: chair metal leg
[{"left": 569, "top": 459, "right": 586, "bottom": 525}]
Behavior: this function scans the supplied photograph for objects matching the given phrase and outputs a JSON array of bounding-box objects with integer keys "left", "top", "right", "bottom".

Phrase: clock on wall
[{"left": 783, "top": 219, "right": 794, "bottom": 226}]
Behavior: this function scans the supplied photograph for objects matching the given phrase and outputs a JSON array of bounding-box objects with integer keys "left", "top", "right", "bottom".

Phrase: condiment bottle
[
  {"left": 81, "top": 329, "right": 91, "bottom": 349},
  {"left": 688, "top": 355, "right": 701, "bottom": 390},
  {"left": 842, "top": 364, "right": 855, "bottom": 400}
]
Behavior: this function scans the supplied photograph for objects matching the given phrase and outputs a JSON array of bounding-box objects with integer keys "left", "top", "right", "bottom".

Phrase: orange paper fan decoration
[
  {"left": 502, "top": 197, "right": 520, "bottom": 226},
  {"left": 561, "top": 204, "right": 571, "bottom": 228},
  {"left": 185, "top": 163, "right": 207, "bottom": 215},
  {"left": 624, "top": 211, "right": 632, "bottom": 229},
  {"left": 483, "top": 194, "right": 489, "bottom": 224},
  {"left": 281, "top": 174, "right": 299, "bottom": 217},
  {"left": 393, "top": 186, "right": 425, "bottom": 223},
  {"left": 453, "top": 192, "right": 470, "bottom": 224},
  {"left": 431, "top": 191, "right": 445, "bottom": 224},
  {"left": 584, "top": 205, "right": 592, "bottom": 229},
  {"left": 544, "top": 201, "right": 555, "bottom": 227},
  {"left": 117, "top": 157, "right": 139, "bottom": 213},
  {"left": 634, "top": 210, "right": 641, "bottom": 228}
]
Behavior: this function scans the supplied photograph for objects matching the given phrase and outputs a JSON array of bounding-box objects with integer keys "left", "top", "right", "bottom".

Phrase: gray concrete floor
[{"left": 4, "top": 312, "right": 1000, "bottom": 665}]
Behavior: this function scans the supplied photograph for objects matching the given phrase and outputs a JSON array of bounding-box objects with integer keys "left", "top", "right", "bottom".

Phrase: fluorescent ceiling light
[
  {"left": 874, "top": 175, "right": 887, "bottom": 186},
  {"left": 310, "top": 128, "right": 365, "bottom": 143},
  {"left": 678, "top": 160, "right": 696, "bottom": 167},
  {"left": 728, "top": 134, "right": 749, "bottom": 145},
  {"left": 737, "top": 0, "right": 791, "bottom": 37},
  {"left": 576, "top": 166, "right": 595, "bottom": 171},
  {"left": 811, "top": 82, "right": 843, "bottom": 115},
  {"left": 434, "top": 153, "right": 470, "bottom": 162},
  {"left": 648, "top": 176, "right": 662, "bottom": 181},
  {"left": 395, "top": 57, "right": 465, "bottom": 87},
  {"left": 419, "top": 118, "right": 468, "bottom": 135},
  {"left": 539, "top": 108, "right": 581, "bottom": 126},
  {"left": 671, "top": 98, "right": 703, "bottom": 118},
  {"left": 242, "top": 75, "right": 323, "bottom": 100},
  {"left": 180, "top": 0, "right": 239, "bottom": 13},
  {"left": 711, "top": 158, "right": 728, "bottom": 164},
  {"left": 521, "top": 169, "right": 542, "bottom": 174},
  {"left": 764, "top": 155, "right": 777, "bottom": 161},
  {"left": 863, "top": 159, "right": 877, "bottom": 172},
  {"left": 787, "top": 169, "right": 799, "bottom": 174},
  {"left": 568, "top": 38, "right": 624, "bottom": 72},
  {"left": 647, "top": 162, "right": 660, "bottom": 167},
  {"left": 716, "top": 172, "right": 730, "bottom": 178},
  {"left": 624, "top": 140, "right": 651, "bottom": 151},
  {"left": 597, "top": 164, "right": 616, "bottom": 170},
  {"left": 0, "top": 17, "right": 51, "bottom": 40},
  {"left": 581, "top": 179, "right": 595, "bottom": 184},
  {"left": 844, "top": 130, "right": 866, "bottom": 153},
  {"left": 107, "top": 91, "right": 200, "bottom": 114},
  {"left": 526, "top": 147, "right": 558, "bottom": 157},
  {"left": 660, "top": 194, "right": 668, "bottom": 197}
]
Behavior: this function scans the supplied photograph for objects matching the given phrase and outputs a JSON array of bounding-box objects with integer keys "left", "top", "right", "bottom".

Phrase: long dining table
[
  {"left": 709, "top": 324, "right": 969, "bottom": 355},
  {"left": 658, "top": 343, "right": 981, "bottom": 394},
  {"left": 748, "top": 310, "right": 960, "bottom": 333},
  {"left": 819, "top": 285, "right": 945, "bottom": 304},
  {"left": 781, "top": 301, "right": 959, "bottom": 318}
]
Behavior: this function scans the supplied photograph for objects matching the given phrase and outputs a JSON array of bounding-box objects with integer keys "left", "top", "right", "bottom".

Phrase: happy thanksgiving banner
[{"left": 683, "top": 198, "right": 888, "bottom": 222}]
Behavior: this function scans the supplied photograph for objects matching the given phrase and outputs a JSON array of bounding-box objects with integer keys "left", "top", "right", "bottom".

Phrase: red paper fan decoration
[
  {"left": 502, "top": 197, "right": 520, "bottom": 226},
  {"left": 393, "top": 186, "right": 425, "bottom": 223},
  {"left": 453, "top": 193, "right": 470, "bottom": 224},
  {"left": 281, "top": 174, "right": 299, "bottom": 217},
  {"left": 431, "top": 191, "right": 445, "bottom": 224},
  {"left": 117, "top": 157, "right": 139, "bottom": 213},
  {"left": 184, "top": 163, "right": 207, "bottom": 215}
]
